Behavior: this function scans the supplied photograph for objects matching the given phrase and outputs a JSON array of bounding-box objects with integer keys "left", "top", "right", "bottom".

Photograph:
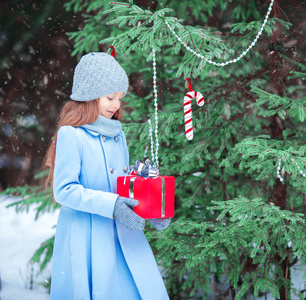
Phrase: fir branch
[
  {"left": 281, "top": 54, "right": 306, "bottom": 67},
  {"left": 109, "top": 2, "right": 131, "bottom": 7},
  {"left": 206, "top": 65, "right": 270, "bottom": 104},
  {"left": 1, "top": 184, "right": 59, "bottom": 220},
  {"left": 31, "top": 236, "right": 55, "bottom": 271}
]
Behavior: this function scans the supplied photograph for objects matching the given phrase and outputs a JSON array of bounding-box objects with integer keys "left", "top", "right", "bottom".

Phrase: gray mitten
[
  {"left": 149, "top": 218, "right": 171, "bottom": 230},
  {"left": 113, "top": 197, "right": 145, "bottom": 231}
]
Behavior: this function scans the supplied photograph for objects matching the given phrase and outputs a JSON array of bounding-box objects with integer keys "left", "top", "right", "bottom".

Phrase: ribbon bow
[{"left": 130, "top": 159, "right": 159, "bottom": 178}]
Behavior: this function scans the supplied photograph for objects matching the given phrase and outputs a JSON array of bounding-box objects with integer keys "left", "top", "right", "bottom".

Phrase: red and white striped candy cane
[{"left": 184, "top": 78, "right": 204, "bottom": 140}]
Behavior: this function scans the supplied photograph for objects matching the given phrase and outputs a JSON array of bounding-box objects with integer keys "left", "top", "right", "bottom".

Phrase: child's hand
[
  {"left": 148, "top": 218, "right": 171, "bottom": 230},
  {"left": 113, "top": 197, "right": 145, "bottom": 231}
]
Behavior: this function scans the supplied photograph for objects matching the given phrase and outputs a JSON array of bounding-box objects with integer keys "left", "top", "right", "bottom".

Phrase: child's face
[{"left": 98, "top": 91, "right": 124, "bottom": 119}]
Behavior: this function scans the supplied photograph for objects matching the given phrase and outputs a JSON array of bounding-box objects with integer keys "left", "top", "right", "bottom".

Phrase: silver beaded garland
[
  {"left": 277, "top": 158, "right": 284, "bottom": 182},
  {"left": 164, "top": 0, "right": 274, "bottom": 66},
  {"left": 291, "top": 158, "right": 306, "bottom": 178},
  {"left": 277, "top": 158, "right": 306, "bottom": 182},
  {"left": 147, "top": 119, "right": 155, "bottom": 163},
  {"left": 152, "top": 47, "right": 159, "bottom": 168}
]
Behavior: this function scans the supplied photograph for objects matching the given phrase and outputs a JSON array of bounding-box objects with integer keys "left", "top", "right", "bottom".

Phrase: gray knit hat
[{"left": 70, "top": 52, "right": 129, "bottom": 101}]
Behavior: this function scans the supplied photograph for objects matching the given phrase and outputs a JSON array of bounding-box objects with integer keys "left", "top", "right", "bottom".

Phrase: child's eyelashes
[{"left": 107, "top": 97, "right": 122, "bottom": 101}]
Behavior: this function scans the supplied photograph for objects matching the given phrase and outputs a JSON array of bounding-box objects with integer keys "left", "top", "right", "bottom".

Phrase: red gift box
[{"left": 117, "top": 175, "right": 175, "bottom": 219}]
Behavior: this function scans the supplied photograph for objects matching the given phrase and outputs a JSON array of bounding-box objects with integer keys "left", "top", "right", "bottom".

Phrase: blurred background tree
[
  {"left": 0, "top": 0, "right": 81, "bottom": 189},
  {"left": 1, "top": 0, "right": 306, "bottom": 299}
]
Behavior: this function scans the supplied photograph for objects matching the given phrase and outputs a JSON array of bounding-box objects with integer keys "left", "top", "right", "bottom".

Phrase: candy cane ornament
[
  {"left": 110, "top": 46, "right": 116, "bottom": 58},
  {"left": 184, "top": 78, "right": 205, "bottom": 140}
]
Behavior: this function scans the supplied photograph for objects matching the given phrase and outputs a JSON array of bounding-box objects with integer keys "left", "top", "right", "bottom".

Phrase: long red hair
[{"left": 44, "top": 99, "right": 122, "bottom": 189}]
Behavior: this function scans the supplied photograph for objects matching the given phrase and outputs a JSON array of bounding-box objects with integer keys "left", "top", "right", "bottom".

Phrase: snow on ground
[{"left": 0, "top": 195, "right": 59, "bottom": 300}]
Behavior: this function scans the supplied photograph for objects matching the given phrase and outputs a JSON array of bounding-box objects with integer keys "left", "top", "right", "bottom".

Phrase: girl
[{"left": 45, "top": 52, "right": 170, "bottom": 299}]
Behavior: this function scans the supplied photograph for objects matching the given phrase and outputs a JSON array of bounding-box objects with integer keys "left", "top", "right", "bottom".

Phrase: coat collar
[{"left": 82, "top": 128, "right": 100, "bottom": 136}]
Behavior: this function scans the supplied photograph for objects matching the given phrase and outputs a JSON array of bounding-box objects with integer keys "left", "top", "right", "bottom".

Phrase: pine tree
[{"left": 4, "top": 0, "right": 305, "bottom": 299}]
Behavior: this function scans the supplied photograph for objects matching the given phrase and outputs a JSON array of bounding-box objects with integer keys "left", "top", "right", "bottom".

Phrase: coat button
[
  {"left": 102, "top": 135, "right": 106, "bottom": 142},
  {"left": 109, "top": 167, "right": 114, "bottom": 174},
  {"left": 123, "top": 166, "right": 128, "bottom": 173},
  {"left": 114, "top": 136, "right": 118, "bottom": 143}
]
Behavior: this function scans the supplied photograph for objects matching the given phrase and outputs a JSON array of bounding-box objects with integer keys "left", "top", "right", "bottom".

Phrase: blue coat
[{"left": 50, "top": 125, "right": 169, "bottom": 300}]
